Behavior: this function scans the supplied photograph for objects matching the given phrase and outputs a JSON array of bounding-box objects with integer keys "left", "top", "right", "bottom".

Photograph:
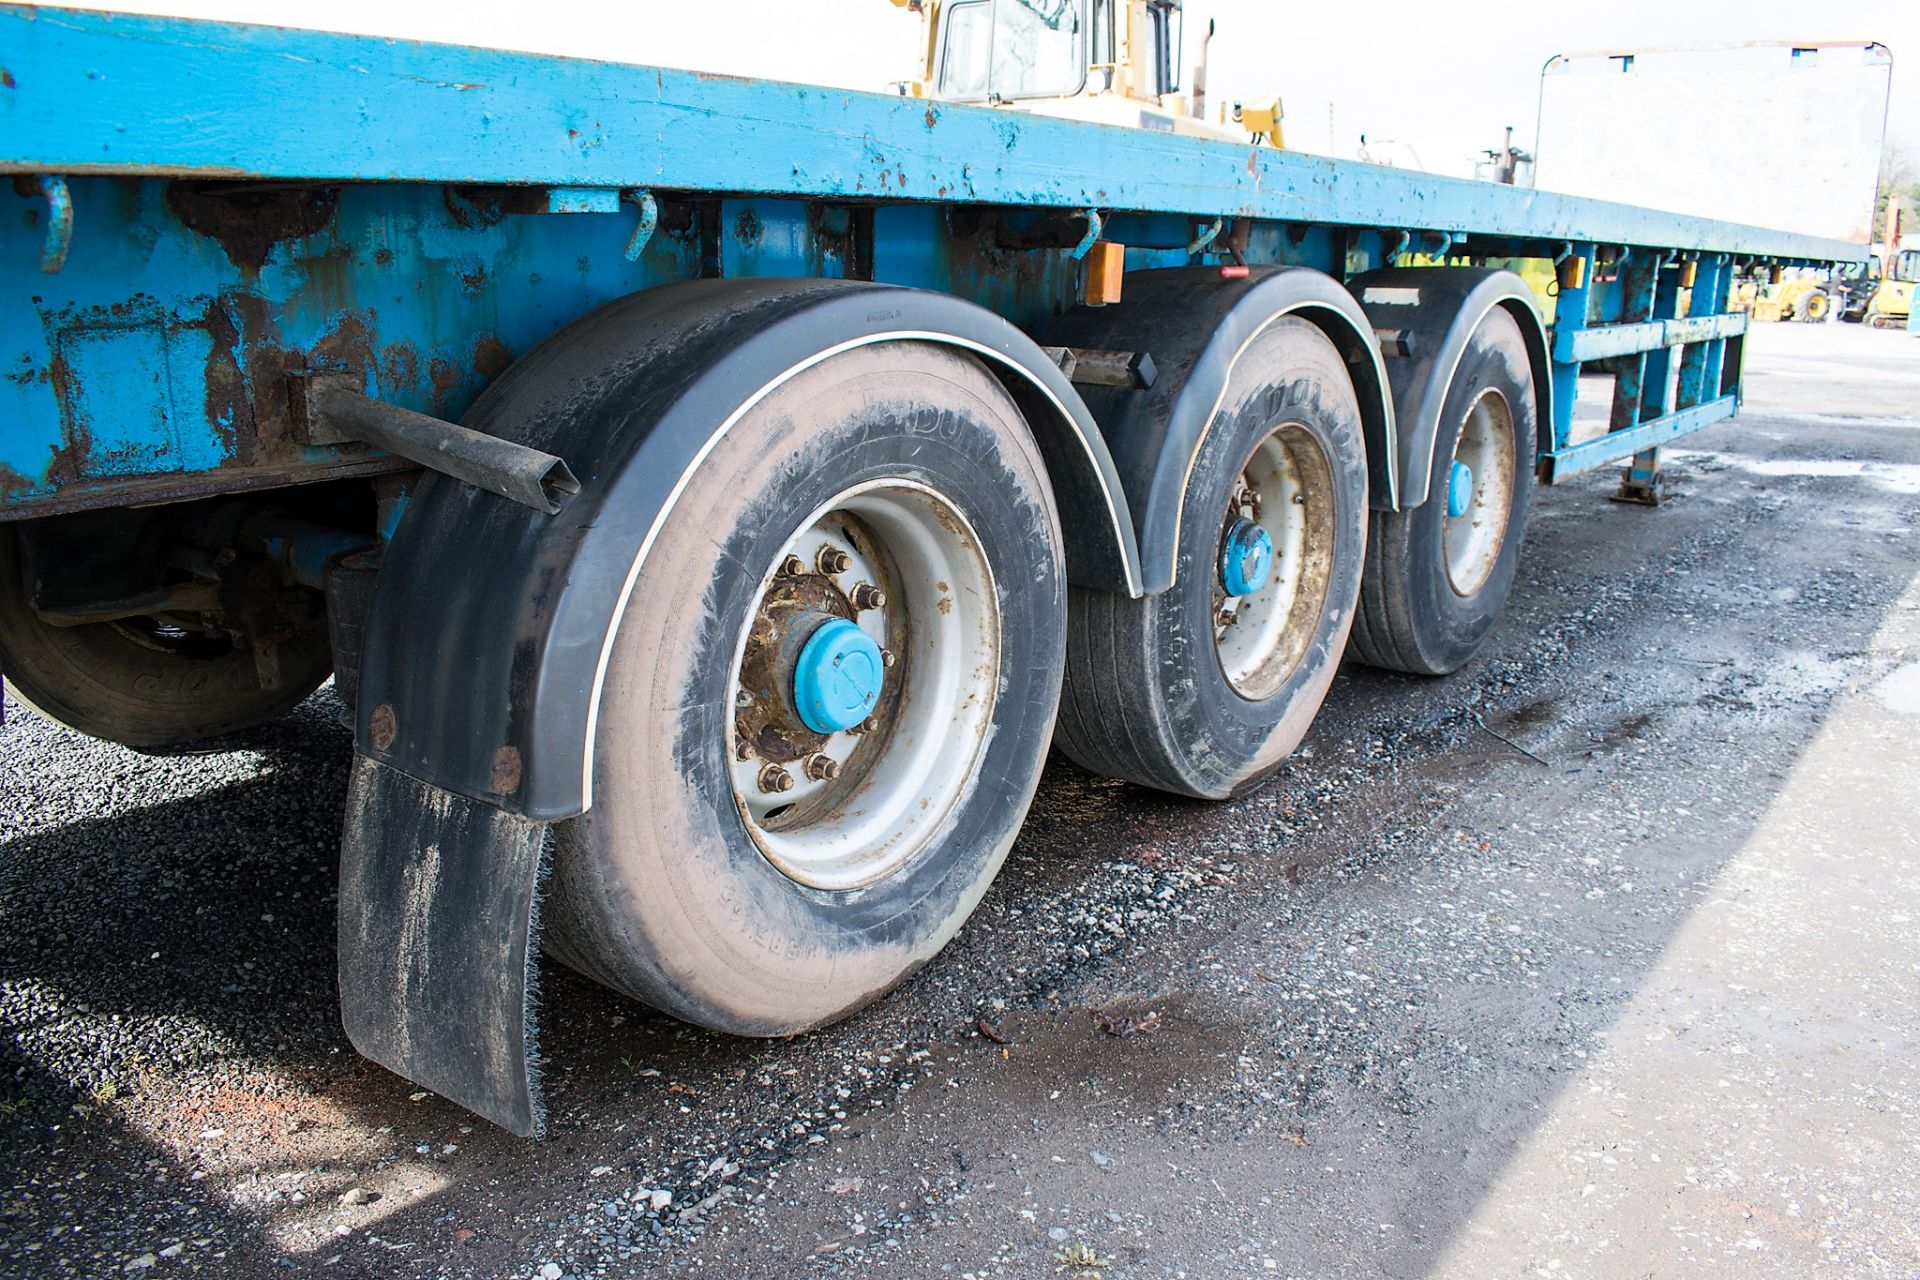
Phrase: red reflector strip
[{"left": 1219, "top": 264, "right": 1250, "bottom": 279}]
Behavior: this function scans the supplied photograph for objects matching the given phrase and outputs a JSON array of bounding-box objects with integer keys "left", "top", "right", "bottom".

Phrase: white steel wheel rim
[
  {"left": 1443, "top": 388, "right": 1517, "bottom": 597},
  {"left": 1213, "top": 423, "right": 1337, "bottom": 700},
  {"left": 726, "top": 479, "right": 1000, "bottom": 892}
]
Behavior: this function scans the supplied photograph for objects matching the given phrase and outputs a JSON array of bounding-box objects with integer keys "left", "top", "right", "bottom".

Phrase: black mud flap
[{"left": 338, "top": 755, "right": 549, "bottom": 1137}]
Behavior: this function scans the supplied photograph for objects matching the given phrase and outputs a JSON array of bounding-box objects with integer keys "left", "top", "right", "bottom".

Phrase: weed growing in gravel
[{"left": 1052, "top": 1241, "right": 1109, "bottom": 1269}]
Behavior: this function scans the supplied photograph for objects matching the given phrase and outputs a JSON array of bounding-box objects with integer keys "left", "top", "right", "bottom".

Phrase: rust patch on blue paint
[
  {"left": 166, "top": 182, "right": 340, "bottom": 272},
  {"left": 733, "top": 208, "right": 763, "bottom": 247},
  {"left": 428, "top": 356, "right": 460, "bottom": 408},
  {"left": 200, "top": 295, "right": 245, "bottom": 452},
  {"left": 473, "top": 337, "right": 512, "bottom": 379},
  {"left": 381, "top": 340, "right": 421, "bottom": 395}
]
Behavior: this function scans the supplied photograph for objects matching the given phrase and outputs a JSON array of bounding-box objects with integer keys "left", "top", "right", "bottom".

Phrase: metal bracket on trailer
[{"left": 292, "top": 373, "right": 581, "bottom": 515}]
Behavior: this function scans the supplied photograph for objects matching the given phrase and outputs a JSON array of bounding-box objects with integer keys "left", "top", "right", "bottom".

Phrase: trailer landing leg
[{"left": 1612, "top": 446, "right": 1669, "bottom": 505}]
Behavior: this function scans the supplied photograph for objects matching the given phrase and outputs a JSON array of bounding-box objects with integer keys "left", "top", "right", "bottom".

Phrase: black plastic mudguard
[
  {"left": 1346, "top": 267, "right": 1553, "bottom": 506},
  {"left": 339, "top": 756, "right": 548, "bottom": 1136},
  {"left": 1045, "top": 266, "right": 1398, "bottom": 594}
]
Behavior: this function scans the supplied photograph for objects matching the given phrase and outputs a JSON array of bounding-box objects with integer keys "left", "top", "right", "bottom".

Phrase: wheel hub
[
  {"left": 1446, "top": 459, "right": 1474, "bottom": 519},
  {"left": 1220, "top": 516, "right": 1275, "bottom": 597},
  {"left": 724, "top": 481, "right": 1002, "bottom": 892},
  {"left": 1211, "top": 425, "right": 1338, "bottom": 700},
  {"left": 1441, "top": 389, "right": 1517, "bottom": 597},
  {"left": 733, "top": 566, "right": 880, "bottom": 770},
  {"left": 792, "top": 617, "right": 885, "bottom": 734}
]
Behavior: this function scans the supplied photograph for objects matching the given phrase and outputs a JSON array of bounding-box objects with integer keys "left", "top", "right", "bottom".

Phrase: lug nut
[
  {"left": 850, "top": 716, "right": 879, "bottom": 735},
  {"left": 735, "top": 736, "right": 755, "bottom": 761},
  {"left": 779, "top": 554, "right": 807, "bottom": 577},
  {"left": 849, "top": 582, "right": 887, "bottom": 611},
  {"left": 802, "top": 752, "right": 840, "bottom": 782},
  {"left": 880, "top": 647, "right": 897, "bottom": 668},
  {"left": 816, "top": 545, "right": 851, "bottom": 575},
  {"left": 757, "top": 763, "right": 795, "bottom": 794}
]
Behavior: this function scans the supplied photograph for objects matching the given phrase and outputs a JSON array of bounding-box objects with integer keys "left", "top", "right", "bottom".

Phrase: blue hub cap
[
  {"left": 1446, "top": 459, "right": 1474, "bottom": 519},
  {"left": 792, "top": 617, "right": 885, "bottom": 735},
  {"left": 1219, "top": 517, "right": 1275, "bottom": 597}
]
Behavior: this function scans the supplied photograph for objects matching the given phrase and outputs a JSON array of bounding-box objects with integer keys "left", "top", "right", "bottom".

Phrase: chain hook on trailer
[
  {"left": 621, "top": 189, "right": 659, "bottom": 262},
  {"left": 1185, "top": 217, "right": 1224, "bottom": 256},
  {"left": 1425, "top": 230, "right": 1455, "bottom": 261},
  {"left": 14, "top": 175, "right": 72, "bottom": 274},
  {"left": 1071, "top": 209, "right": 1104, "bottom": 260},
  {"left": 1385, "top": 230, "right": 1411, "bottom": 263}
]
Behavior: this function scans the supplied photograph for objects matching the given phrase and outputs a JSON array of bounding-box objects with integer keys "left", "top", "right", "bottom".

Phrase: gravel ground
[{"left": 3, "top": 322, "right": 1917, "bottom": 1280}]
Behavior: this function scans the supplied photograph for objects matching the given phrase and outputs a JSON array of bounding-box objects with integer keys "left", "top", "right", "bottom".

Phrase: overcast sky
[{"left": 85, "top": 0, "right": 1920, "bottom": 181}]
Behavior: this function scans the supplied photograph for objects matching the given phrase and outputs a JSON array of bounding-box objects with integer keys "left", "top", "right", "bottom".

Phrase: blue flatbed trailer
[{"left": 0, "top": 6, "right": 1861, "bottom": 1135}]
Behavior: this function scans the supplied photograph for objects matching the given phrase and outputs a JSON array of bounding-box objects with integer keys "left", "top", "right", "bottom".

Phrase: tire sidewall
[{"left": 554, "top": 344, "right": 1063, "bottom": 1033}]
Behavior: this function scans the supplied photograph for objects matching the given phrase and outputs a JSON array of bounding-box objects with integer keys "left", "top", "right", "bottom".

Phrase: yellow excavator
[
  {"left": 1736, "top": 269, "right": 1838, "bottom": 324},
  {"left": 889, "top": 0, "right": 1283, "bottom": 146},
  {"left": 1840, "top": 194, "right": 1916, "bottom": 329}
]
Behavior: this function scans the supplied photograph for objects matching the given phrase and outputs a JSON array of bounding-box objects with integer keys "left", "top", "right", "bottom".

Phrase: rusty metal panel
[{"left": 1, "top": 178, "right": 709, "bottom": 515}]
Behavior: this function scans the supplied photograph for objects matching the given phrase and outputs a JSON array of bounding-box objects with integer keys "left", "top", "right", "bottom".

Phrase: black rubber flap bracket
[{"left": 338, "top": 755, "right": 549, "bottom": 1136}]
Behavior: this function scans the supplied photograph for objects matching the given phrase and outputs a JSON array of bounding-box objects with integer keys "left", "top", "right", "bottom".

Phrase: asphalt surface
[{"left": 3, "top": 321, "right": 1917, "bottom": 1280}]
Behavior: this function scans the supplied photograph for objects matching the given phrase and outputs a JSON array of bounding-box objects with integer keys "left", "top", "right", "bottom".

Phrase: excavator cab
[{"left": 896, "top": 0, "right": 1279, "bottom": 145}]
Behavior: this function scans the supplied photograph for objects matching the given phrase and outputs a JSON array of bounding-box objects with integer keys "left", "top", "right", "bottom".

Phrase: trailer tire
[
  {"left": 1055, "top": 317, "right": 1368, "bottom": 799},
  {"left": 1350, "top": 307, "right": 1535, "bottom": 676},
  {"left": 544, "top": 342, "right": 1064, "bottom": 1036},
  {"left": 0, "top": 529, "right": 330, "bottom": 747}
]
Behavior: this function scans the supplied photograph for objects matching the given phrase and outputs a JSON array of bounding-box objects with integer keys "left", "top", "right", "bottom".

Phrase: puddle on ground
[
  {"left": 1875, "top": 663, "right": 1920, "bottom": 716},
  {"left": 1501, "top": 698, "right": 1560, "bottom": 730},
  {"left": 1666, "top": 450, "right": 1920, "bottom": 495}
]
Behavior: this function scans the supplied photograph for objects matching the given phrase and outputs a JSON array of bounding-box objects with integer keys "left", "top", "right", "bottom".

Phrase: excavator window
[
  {"left": 937, "top": 0, "right": 1088, "bottom": 102},
  {"left": 1145, "top": 0, "right": 1181, "bottom": 97}
]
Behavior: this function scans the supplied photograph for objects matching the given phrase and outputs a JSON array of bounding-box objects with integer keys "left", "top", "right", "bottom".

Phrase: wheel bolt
[
  {"left": 816, "top": 546, "right": 852, "bottom": 575},
  {"left": 880, "top": 648, "right": 897, "bottom": 668},
  {"left": 849, "top": 582, "right": 887, "bottom": 611},
  {"left": 802, "top": 752, "right": 840, "bottom": 781},
  {"left": 757, "top": 762, "right": 795, "bottom": 794},
  {"left": 735, "top": 736, "right": 755, "bottom": 761},
  {"left": 779, "top": 554, "right": 807, "bottom": 577},
  {"left": 850, "top": 716, "right": 879, "bottom": 735}
]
